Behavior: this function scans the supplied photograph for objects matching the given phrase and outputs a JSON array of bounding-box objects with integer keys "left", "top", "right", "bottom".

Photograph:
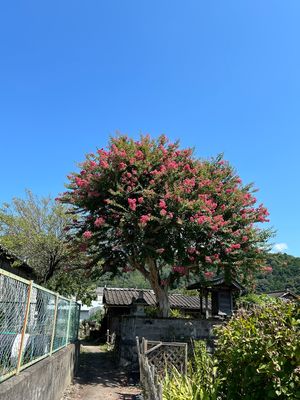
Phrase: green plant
[
  {"left": 163, "top": 341, "right": 222, "bottom": 400},
  {"left": 144, "top": 306, "right": 159, "bottom": 318},
  {"left": 214, "top": 301, "right": 300, "bottom": 399},
  {"left": 88, "top": 309, "right": 103, "bottom": 323},
  {"left": 236, "top": 293, "right": 279, "bottom": 308},
  {"left": 169, "top": 308, "right": 191, "bottom": 319}
]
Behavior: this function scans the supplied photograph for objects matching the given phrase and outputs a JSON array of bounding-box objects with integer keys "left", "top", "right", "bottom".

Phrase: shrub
[
  {"left": 214, "top": 301, "right": 300, "bottom": 399},
  {"left": 236, "top": 293, "right": 279, "bottom": 308},
  {"left": 163, "top": 341, "right": 222, "bottom": 400}
]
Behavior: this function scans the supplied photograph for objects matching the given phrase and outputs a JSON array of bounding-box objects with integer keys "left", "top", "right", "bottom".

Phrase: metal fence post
[
  {"left": 16, "top": 280, "right": 33, "bottom": 375},
  {"left": 50, "top": 293, "right": 59, "bottom": 355},
  {"left": 65, "top": 300, "right": 72, "bottom": 346},
  {"left": 77, "top": 303, "right": 81, "bottom": 338}
]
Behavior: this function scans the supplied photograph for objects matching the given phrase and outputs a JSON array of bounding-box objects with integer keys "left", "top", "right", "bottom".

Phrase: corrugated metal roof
[{"left": 103, "top": 287, "right": 204, "bottom": 310}]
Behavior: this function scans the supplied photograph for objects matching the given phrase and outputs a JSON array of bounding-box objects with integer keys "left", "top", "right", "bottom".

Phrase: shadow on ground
[{"left": 76, "top": 348, "right": 126, "bottom": 387}]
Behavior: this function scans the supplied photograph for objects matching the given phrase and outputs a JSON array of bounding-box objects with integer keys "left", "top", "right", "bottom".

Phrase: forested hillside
[
  {"left": 255, "top": 253, "right": 300, "bottom": 295},
  {"left": 98, "top": 253, "right": 300, "bottom": 295}
]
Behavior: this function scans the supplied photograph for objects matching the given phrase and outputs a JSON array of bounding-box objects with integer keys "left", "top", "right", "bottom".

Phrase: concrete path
[{"left": 62, "top": 344, "right": 141, "bottom": 400}]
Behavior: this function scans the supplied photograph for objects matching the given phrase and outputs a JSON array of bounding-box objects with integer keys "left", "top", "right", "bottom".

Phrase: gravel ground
[{"left": 61, "top": 345, "right": 142, "bottom": 400}]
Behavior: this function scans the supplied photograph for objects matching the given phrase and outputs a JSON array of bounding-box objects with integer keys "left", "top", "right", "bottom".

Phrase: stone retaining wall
[{"left": 0, "top": 342, "right": 80, "bottom": 400}]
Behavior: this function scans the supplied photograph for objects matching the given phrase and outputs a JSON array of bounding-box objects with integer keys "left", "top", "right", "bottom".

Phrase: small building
[
  {"left": 79, "top": 287, "right": 104, "bottom": 321},
  {"left": 103, "top": 287, "right": 205, "bottom": 335},
  {"left": 266, "top": 290, "right": 298, "bottom": 302},
  {"left": 0, "top": 243, "right": 37, "bottom": 281},
  {"left": 187, "top": 276, "right": 245, "bottom": 318}
]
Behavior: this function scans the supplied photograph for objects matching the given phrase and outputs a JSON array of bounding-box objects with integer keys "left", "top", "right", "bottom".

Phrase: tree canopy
[
  {"left": 60, "top": 134, "right": 271, "bottom": 316},
  {"left": 0, "top": 190, "right": 96, "bottom": 303}
]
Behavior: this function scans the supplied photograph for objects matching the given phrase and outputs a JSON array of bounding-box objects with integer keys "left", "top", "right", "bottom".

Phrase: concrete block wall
[
  {"left": 0, "top": 343, "right": 80, "bottom": 400},
  {"left": 118, "top": 316, "right": 222, "bottom": 367}
]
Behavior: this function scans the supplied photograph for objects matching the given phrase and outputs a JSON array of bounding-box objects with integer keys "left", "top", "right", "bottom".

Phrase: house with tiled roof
[
  {"left": 102, "top": 287, "right": 209, "bottom": 336},
  {"left": 266, "top": 290, "right": 298, "bottom": 301}
]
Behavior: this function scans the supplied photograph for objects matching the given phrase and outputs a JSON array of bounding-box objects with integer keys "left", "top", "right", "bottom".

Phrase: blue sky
[{"left": 0, "top": 1, "right": 299, "bottom": 256}]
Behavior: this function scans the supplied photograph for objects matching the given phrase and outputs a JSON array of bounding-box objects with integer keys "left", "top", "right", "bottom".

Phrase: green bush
[
  {"left": 214, "top": 301, "right": 300, "bottom": 399},
  {"left": 163, "top": 341, "right": 222, "bottom": 400},
  {"left": 236, "top": 293, "right": 278, "bottom": 308}
]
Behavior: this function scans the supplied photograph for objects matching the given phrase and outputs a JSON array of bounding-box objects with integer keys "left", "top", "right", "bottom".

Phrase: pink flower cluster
[
  {"left": 128, "top": 198, "right": 137, "bottom": 211},
  {"left": 204, "top": 271, "right": 214, "bottom": 279},
  {"left": 261, "top": 266, "right": 273, "bottom": 273},
  {"left": 225, "top": 243, "right": 241, "bottom": 254},
  {"left": 94, "top": 217, "right": 105, "bottom": 227},
  {"left": 83, "top": 231, "right": 92, "bottom": 239},
  {"left": 172, "top": 266, "right": 187, "bottom": 275},
  {"left": 140, "top": 214, "right": 151, "bottom": 225}
]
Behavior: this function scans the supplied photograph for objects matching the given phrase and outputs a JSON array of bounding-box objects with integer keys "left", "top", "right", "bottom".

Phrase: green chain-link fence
[{"left": 0, "top": 268, "right": 80, "bottom": 383}]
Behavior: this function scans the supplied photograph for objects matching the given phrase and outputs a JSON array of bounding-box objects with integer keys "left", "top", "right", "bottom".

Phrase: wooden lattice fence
[{"left": 136, "top": 337, "right": 188, "bottom": 400}]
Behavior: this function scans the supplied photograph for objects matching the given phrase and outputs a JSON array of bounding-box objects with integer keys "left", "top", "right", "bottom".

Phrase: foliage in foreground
[
  {"left": 215, "top": 301, "right": 300, "bottom": 399},
  {"left": 162, "top": 302, "right": 299, "bottom": 400},
  {"left": 163, "top": 341, "right": 222, "bottom": 400}
]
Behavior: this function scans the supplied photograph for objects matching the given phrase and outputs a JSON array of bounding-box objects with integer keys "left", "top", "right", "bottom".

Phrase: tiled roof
[
  {"left": 187, "top": 276, "right": 244, "bottom": 291},
  {"left": 103, "top": 287, "right": 203, "bottom": 310},
  {"left": 266, "top": 290, "right": 298, "bottom": 299}
]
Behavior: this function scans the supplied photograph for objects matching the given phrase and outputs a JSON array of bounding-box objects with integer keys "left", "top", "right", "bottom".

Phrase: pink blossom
[
  {"left": 187, "top": 247, "right": 196, "bottom": 254},
  {"left": 205, "top": 256, "right": 213, "bottom": 264},
  {"left": 197, "top": 216, "right": 207, "bottom": 224},
  {"left": 119, "top": 162, "right": 127, "bottom": 170},
  {"left": 261, "top": 266, "right": 273, "bottom": 273},
  {"left": 138, "top": 197, "right": 144, "bottom": 204},
  {"left": 135, "top": 150, "right": 144, "bottom": 160},
  {"left": 100, "top": 160, "right": 109, "bottom": 169},
  {"left": 75, "top": 177, "right": 89, "bottom": 188},
  {"left": 160, "top": 209, "right": 167, "bottom": 216},
  {"left": 204, "top": 271, "right": 214, "bottom": 278},
  {"left": 94, "top": 217, "right": 105, "bottom": 227},
  {"left": 166, "top": 161, "right": 178, "bottom": 169},
  {"left": 149, "top": 179, "right": 155, "bottom": 185},
  {"left": 183, "top": 178, "right": 196, "bottom": 187},
  {"left": 159, "top": 199, "right": 167, "bottom": 209},
  {"left": 173, "top": 266, "right": 187, "bottom": 275},
  {"left": 168, "top": 212, "right": 174, "bottom": 219},
  {"left": 83, "top": 231, "right": 93, "bottom": 239},
  {"left": 140, "top": 214, "right": 151, "bottom": 225},
  {"left": 128, "top": 198, "right": 137, "bottom": 211},
  {"left": 242, "top": 236, "right": 248, "bottom": 242}
]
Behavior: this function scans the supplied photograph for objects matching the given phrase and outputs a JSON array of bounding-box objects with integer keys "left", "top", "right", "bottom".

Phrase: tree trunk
[{"left": 147, "top": 258, "right": 170, "bottom": 318}]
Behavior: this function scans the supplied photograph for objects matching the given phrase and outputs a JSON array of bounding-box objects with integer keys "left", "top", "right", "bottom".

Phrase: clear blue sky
[{"left": 0, "top": 1, "right": 299, "bottom": 256}]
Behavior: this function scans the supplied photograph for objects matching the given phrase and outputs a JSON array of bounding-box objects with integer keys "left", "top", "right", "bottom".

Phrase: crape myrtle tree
[{"left": 59, "top": 135, "right": 271, "bottom": 317}]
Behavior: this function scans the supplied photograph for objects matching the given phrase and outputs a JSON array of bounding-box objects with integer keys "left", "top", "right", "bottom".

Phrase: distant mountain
[{"left": 255, "top": 253, "right": 300, "bottom": 295}]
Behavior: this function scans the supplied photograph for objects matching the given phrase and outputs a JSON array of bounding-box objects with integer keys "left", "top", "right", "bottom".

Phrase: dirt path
[{"left": 62, "top": 344, "right": 142, "bottom": 400}]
